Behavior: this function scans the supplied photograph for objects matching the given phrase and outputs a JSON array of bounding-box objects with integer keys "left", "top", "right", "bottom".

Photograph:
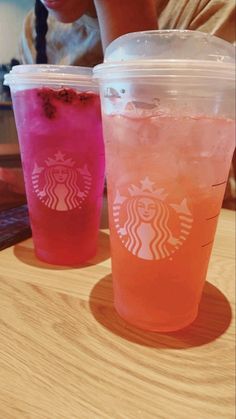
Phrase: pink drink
[
  {"left": 12, "top": 87, "right": 105, "bottom": 265},
  {"left": 94, "top": 30, "right": 235, "bottom": 331},
  {"left": 103, "top": 112, "right": 235, "bottom": 330}
]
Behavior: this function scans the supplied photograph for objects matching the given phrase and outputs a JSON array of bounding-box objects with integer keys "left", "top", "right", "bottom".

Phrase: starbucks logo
[
  {"left": 32, "top": 151, "right": 92, "bottom": 211},
  {"left": 113, "top": 177, "right": 193, "bottom": 260}
]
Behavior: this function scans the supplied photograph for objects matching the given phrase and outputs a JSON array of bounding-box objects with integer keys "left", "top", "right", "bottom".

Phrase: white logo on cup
[
  {"left": 32, "top": 151, "right": 92, "bottom": 211},
  {"left": 113, "top": 177, "right": 193, "bottom": 260}
]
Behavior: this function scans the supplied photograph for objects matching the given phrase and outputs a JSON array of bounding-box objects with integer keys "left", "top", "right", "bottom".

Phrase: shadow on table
[
  {"left": 13, "top": 230, "right": 110, "bottom": 270},
  {"left": 89, "top": 275, "right": 232, "bottom": 349}
]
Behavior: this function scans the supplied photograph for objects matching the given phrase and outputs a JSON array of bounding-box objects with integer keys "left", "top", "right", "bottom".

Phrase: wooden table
[{"left": 0, "top": 207, "right": 235, "bottom": 419}]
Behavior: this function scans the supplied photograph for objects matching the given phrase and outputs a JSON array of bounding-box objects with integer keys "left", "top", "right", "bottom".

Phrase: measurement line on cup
[
  {"left": 206, "top": 213, "right": 220, "bottom": 221},
  {"left": 201, "top": 240, "right": 214, "bottom": 248},
  {"left": 211, "top": 180, "right": 227, "bottom": 187}
]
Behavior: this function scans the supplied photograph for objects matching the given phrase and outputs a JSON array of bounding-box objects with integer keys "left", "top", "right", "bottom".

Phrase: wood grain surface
[{"left": 0, "top": 206, "right": 235, "bottom": 419}]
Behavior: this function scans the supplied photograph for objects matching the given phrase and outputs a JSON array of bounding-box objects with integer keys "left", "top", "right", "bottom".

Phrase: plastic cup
[
  {"left": 4, "top": 65, "right": 105, "bottom": 265},
  {"left": 94, "top": 30, "right": 235, "bottom": 331}
]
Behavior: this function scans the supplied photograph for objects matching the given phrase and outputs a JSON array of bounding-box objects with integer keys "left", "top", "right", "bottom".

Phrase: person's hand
[{"left": 0, "top": 167, "right": 26, "bottom": 195}]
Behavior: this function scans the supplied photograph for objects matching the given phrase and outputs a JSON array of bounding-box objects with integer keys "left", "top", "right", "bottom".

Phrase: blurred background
[
  {"left": 0, "top": 0, "right": 32, "bottom": 143},
  {"left": 0, "top": 0, "right": 32, "bottom": 64},
  {"left": 0, "top": 0, "right": 32, "bottom": 210}
]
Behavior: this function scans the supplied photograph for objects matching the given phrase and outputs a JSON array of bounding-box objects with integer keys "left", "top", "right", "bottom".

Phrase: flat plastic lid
[
  {"left": 4, "top": 64, "right": 96, "bottom": 88},
  {"left": 94, "top": 30, "right": 235, "bottom": 80}
]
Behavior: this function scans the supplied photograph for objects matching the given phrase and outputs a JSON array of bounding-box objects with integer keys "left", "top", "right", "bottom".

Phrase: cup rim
[
  {"left": 93, "top": 60, "right": 235, "bottom": 81},
  {"left": 4, "top": 64, "right": 97, "bottom": 88}
]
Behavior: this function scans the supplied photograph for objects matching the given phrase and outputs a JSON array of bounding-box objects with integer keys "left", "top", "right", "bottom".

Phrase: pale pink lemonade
[
  {"left": 103, "top": 113, "right": 235, "bottom": 331},
  {"left": 12, "top": 87, "right": 105, "bottom": 265}
]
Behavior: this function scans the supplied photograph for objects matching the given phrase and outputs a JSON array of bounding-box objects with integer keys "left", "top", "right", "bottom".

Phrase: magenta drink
[{"left": 5, "top": 66, "right": 105, "bottom": 265}]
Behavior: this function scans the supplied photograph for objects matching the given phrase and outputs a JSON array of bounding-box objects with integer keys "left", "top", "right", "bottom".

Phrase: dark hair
[{"left": 35, "top": 0, "right": 49, "bottom": 64}]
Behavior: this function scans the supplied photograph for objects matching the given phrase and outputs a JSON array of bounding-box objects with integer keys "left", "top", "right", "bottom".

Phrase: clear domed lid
[{"left": 94, "top": 30, "right": 235, "bottom": 80}]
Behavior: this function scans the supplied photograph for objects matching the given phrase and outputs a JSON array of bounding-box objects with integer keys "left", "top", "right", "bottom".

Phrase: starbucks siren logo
[
  {"left": 113, "top": 177, "right": 193, "bottom": 260},
  {"left": 32, "top": 150, "right": 92, "bottom": 211}
]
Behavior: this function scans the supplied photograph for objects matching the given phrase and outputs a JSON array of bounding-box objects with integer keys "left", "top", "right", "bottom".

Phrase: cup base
[
  {"left": 35, "top": 247, "right": 97, "bottom": 267},
  {"left": 114, "top": 303, "right": 198, "bottom": 332}
]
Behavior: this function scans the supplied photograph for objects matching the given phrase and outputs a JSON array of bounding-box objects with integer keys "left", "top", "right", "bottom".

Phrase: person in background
[
  {"left": 20, "top": 0, "right": 235, "bottom": 66},
  {"left": 156, "top": 0, "right": 235, "bottom": 43},
  {"left": 20, "top": 0, "right": 157, "bottom": 65}
]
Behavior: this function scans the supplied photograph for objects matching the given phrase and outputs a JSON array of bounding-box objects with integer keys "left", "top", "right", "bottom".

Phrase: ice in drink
[
  {"left": 94, "top": 29, "right": 235, "bottom": 331},
  {"left": 103, "top": 112, "right": 235, "bottom": 330}
]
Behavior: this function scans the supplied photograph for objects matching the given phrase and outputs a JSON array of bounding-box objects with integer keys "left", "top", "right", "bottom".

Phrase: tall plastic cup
[
  {"left": 4, "top": 65, "right": 105, "bottom": 265},
  {"left": 94, "top": 30, "right": 235, "bottom": 331}
]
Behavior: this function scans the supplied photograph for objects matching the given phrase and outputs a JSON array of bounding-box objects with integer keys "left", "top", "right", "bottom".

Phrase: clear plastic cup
[
  {"left": 94, "top": 30, "right": 235, "bottom": 331},
  {"left": 4, "top": 65, "right": 105, "bottom": 265}
]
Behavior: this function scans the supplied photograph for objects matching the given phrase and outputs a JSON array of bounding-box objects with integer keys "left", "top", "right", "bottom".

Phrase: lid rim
[
  {"left": 93, "top": 62, "right": 235, "bottom": 81},
  {"left": 94, "top": 59, "right": 235, "bottom": 71},
  {"left": 4, "top": 64, "right": 95, "bottom": 87}
]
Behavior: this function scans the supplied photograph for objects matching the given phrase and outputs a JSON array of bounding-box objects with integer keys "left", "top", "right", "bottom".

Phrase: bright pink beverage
[
  {"left": 103, "top": 113, "right": 235, "bottom": 331},
  {"left": 12, "top": 86, "right": 105, "bottom": 265}
]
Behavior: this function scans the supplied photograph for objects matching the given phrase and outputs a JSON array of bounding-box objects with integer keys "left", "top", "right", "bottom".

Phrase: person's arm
[{"left": 93, "top": 0, "right": 157, "bottom": 51}]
